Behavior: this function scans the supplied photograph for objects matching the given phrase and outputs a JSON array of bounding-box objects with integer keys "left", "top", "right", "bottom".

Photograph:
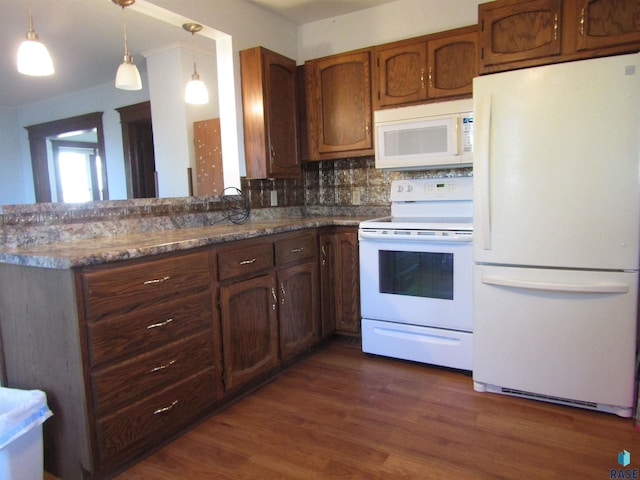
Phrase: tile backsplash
[{"left": 241, "top": 156, "right": 472, "bottom": 209}]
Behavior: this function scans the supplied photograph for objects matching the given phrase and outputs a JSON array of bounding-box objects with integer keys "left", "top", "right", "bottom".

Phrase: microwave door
[{"left": 375, "top": 116, "right": 461, "bottom": 170}]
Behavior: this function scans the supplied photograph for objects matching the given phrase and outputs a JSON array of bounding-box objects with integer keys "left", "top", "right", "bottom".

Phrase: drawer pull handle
[
  {"left": 153, "top": 400, "right": 178, "bottom": 415},
  {"left": 143, "top": 276, "right": 171, "bottom": 285},
  {"left": 149, "top": 360, "right": 176, "bottom": 373},
  {"left": 290, "top": 247, "right": 304, "bottom": 253},
  {"left": 147, "top": 318, "right": 174, "bottom": 330},
  {"left": 239, "top": 258, "right": 257, "bottom": 265}
]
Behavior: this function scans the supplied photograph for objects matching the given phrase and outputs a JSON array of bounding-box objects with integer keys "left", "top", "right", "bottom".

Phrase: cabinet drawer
[
  {"left": 92, "top": 332, "right": 215, "bottom": 417},
  {"left": 96, "top": 368, "right": 216, "bottom": 468},
  {"left": 218, "top": 242, "right": 273, "bottom": 281},
  {"left": 88, "top": 289, "right": 213, "bottom": 367},
  {"left": 81, "top": 251, "right": 212, "bottom": 320},
  {"left": 275, "top": 232, "right": 316, "bottom": 265}
]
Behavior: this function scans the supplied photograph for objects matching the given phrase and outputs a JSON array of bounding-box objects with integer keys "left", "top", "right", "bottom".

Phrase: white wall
[
  {"left": 0, "top": 107, "right": 30, "bottom": 204},
  {"left": 298, "top": 0, "right": 484, "bottom": 61}
]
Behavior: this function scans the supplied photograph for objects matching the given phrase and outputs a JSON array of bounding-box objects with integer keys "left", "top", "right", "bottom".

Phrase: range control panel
[{"left": 390, "top": 177, "right": 473, "bottom": 202}]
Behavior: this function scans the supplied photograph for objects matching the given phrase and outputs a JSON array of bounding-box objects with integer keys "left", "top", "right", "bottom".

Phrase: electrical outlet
[
  {"left": 270, "top": 190, "right": 278, "bottom": 206},
  {"left": 352, "top": 189, "right": 361, "bottom": 205}
]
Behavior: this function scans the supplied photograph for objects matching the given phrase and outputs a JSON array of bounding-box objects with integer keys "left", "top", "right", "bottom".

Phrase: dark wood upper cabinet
[
  {"left": 240, "top": 46, "right": 300, "bottom": 178},
  {"left": 569, "top": 0, "right": 640, "bottom": 52},
  {"left": 375, "top": 40, "right": 428, "bottom": 108},
  {"left": 479, "top": 0, "right": 562, "bottom": 71},
  {"left": 374, "top": 26, "right": 477, "bottom": 109},
  {"left": 479, "top": 0, "right": 640, "bottom": 74},
  {"left": 305, "top": 48, "right": 374, "bottom": 160},
  {"left": 427, "top": 27, "right": 478, "bottom": 100}
]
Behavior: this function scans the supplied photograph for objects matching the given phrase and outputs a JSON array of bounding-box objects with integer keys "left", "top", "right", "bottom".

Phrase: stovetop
[{"left": 360, "top": 177, "right": 473, "bottom": 232}]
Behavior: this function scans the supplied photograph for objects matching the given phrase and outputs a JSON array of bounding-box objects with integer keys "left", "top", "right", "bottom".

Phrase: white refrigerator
[{"left": 472, "top": 53, "right": 640, "bottom": 417}]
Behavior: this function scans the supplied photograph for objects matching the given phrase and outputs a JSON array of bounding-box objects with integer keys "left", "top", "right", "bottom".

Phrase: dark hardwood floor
[{"left": 54, "top": 340, "right": 640, "bottom": 479}]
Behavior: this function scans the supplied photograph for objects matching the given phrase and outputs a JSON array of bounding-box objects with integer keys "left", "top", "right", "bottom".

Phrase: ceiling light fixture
[
  {"left": 113, "top": 0, "right": 142, "bottom": 91},
  {"left": 17, "top": 0, "right": 54, "bottom": 76},
  {"left": 183, "top": 23, "right": 209, "bottom": 105}
]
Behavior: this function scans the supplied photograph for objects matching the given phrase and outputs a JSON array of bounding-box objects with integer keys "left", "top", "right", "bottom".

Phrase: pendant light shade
[
  {"left": 183, "top": 23, "right": 209, "bottom": 105},
  {"left": 185, "top": 73, "right": 209, "bottom": 105},
  {"left": 17, "top": 1, "right": 54, "bottom": 76},
  {"left": 113, "top": 0, "right": 142, "bottom": 91},
  {"left": 115, "top": 54, "right": 142, "bottom": 90}
]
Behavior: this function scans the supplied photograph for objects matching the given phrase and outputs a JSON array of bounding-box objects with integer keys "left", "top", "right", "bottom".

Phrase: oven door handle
[{"left": 359, "top": 230, "right": 473, "bottom": 243}]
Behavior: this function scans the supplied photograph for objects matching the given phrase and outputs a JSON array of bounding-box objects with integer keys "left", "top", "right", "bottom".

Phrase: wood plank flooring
[{"left": 52, "top": 340, "right": 640, "bottom": 479}]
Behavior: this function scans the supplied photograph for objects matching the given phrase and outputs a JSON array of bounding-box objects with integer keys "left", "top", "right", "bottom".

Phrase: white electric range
[{"left": 358, "top": 176, "right": 473, "bottom": 370}]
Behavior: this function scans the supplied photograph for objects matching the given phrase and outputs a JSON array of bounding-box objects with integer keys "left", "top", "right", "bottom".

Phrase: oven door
[{"left": 359, "top": 229, "right": 473, "bottom": 332}]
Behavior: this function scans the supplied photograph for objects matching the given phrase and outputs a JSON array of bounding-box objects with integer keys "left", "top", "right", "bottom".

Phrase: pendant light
[
  {"left": 183, "top": 23, "right": 209, "bottom": 105},
  {"left": 113, "top": 0, "right": 142, "bottom": 91},
  {"left": 17, "top": 0, "right": 54, "bottom": 76}
]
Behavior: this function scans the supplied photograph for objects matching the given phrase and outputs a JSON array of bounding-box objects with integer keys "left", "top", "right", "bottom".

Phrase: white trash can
[{"left": 0, "top": 387, "right": 53, "bottom": 480}]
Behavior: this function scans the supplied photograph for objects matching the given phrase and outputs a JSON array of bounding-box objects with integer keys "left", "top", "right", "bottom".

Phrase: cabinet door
[
  {"left": 318, "top": 233, "right": 336, "bottom": 338},
  {"left": 331, "top": 230, "right": 361, "bottom": 335},
  {"left": 428, "top": 30, "right": 478, "bottom": 99},
  {"left": 277, "top": 262, "right": 319, "bottom": 360},
  {"left": 219, "top": 274, "right": 279, "bottom": 391},
  {"left": 241, "top": 47, "right": 299, "bottom": 179},
  {"left": 375, "top": 41, "right": 427, "bottom": 108},
  {"left": 306, "top": 49, "right": 373, "bottom": 160},
  {"left": 264, "top": 49, "right": 300, "bottom": 177},
  {"left": 479, "top": 0, "right": 562, "bottom": 70},
  {"left": 570, "top": 0, "right": 640, "bottom": 52}
]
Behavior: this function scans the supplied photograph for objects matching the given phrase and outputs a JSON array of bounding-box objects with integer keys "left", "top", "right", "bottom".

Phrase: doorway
[
  {"left": 117, "top": 101, "right": 157, "bottom": 198},
  {"left": 25, "top": 112, "right": 108, "bottom": 203}
]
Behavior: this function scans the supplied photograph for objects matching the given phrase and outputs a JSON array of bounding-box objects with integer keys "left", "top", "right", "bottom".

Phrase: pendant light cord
[
  {"left": 191, "top": 32, "right": 198, "bottom": 76},
  {"left": 26, "top": 0, "right": 35, "bottom": 37},
  {"left": 121, "top": 6, "right": 130, "bottom": 57}
]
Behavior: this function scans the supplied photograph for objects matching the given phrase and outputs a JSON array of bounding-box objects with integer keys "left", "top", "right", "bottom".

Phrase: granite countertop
[{"left": 0, "top": 215, "right": 372, "bottom": 269}]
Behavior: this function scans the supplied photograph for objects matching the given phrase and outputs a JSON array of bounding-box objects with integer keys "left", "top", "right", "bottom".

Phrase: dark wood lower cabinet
[
  {"left": 0, "top": 226, "right": 355, "bottom": 479},
  {"left": 219, "top": 274, "right": 279, "bottom": 391},
  {"left": 319, "top": 227, "right": 361, "bottom": 336},
  {"left": 278, "top": 261, "right": 319, "bottom": 360}
]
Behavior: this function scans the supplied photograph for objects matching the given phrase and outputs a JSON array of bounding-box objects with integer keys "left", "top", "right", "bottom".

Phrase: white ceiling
[
  {"left": 247, "top": 0, "right": 397, "bottom": 24},
  {"left": 0, "top": 0, "right": 397, "bottom": 110}
]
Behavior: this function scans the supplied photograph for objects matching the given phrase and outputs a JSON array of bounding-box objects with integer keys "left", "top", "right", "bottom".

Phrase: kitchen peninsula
[{"left": 0, "top": 196, "right": 379, "bottom": 480}]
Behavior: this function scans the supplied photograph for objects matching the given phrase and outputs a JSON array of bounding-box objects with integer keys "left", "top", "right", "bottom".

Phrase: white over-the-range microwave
[{"left": 374, "top": 98, "right": 474, "bottom": 170}]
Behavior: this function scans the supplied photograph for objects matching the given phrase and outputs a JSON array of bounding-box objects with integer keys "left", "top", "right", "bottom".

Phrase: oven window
[{"left": 379, "top": 250, "right": 454, "bottom": 300}]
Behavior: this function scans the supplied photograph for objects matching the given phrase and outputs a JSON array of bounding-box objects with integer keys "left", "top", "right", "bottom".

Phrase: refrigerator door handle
[
  {"left": 476, "top": 94, "right": 492, "bottom": 250},
  {"left": 482, "top": 275, "right": 630, "bottom": 294}
]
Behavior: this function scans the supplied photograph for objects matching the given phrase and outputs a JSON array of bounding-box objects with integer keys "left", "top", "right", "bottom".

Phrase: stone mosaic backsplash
[{"left": 241, "top": 156, "right": 472, "bottom": 209}]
